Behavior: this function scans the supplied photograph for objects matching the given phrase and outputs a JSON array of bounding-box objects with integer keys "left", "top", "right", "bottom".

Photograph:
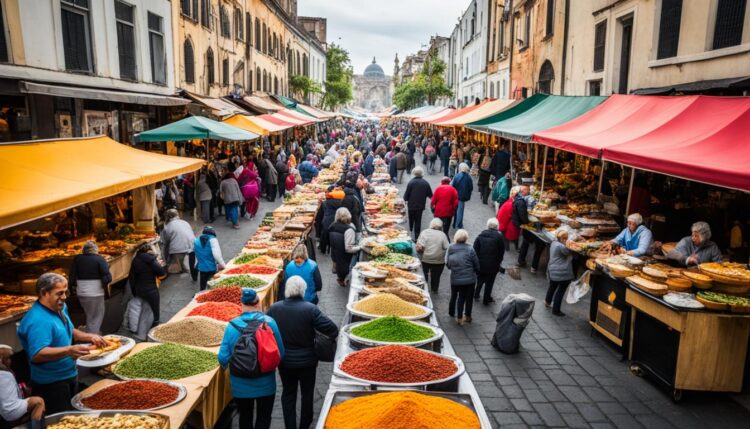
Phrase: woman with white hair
[
  {"left": 472, "top": 218, "right": 506, "bottom": 305},
  {"left": 281, "top": 245, "right": 323, "bottom": 304},
  {"left": 328, "top": 208, "right": 360, "bottom": 286},
  {"left": 267, "top": 276, "right": 339, "bottom": 429},
  {"left": 416, "top": 218, "right": 450, "bottom": 293},
  {"left": 404, "top": 166, "right": 433, "bottom": 241},
  {"left": 68, "top": 240, "right": 112, "bottom": 335},
  {"left": 607, "top": 213, "right": 653, "bottom": 257},
  {"left": 546, "top": 230, "right": 575, "bottom": 316},
  {"left": 666, "top": 221, "right": 722, "bottom": 266},
  {"left": 445, "top": 229, "right": 480, "bottom": 325},
  {"left": 450, "top": 163, "right": 474, "bottom": 229}
]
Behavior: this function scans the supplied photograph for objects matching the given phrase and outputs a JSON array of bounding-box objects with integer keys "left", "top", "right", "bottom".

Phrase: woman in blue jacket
[
  {"left": 280, "top": 245, "right": 322, "bottom": 304},
  {"left": 218, "top": 289, "right": 284, "bottom": 429}
]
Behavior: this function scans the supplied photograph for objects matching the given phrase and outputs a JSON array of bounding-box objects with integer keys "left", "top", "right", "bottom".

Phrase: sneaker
[
  {"left": 530, "top": 267, "right": 537, "bottom": 274},
  {"left": 552, "top": 311, "right": 566, "bottom": 317},
  {"left": 232, "top": 225, "right": 241, "bottom": 229},
  {"left": 456, "top": 317, "right": 464, "bottom": 326},
  {"left": 544, "top": 301, "right": 551, "bottom": 308},
  {"left": 464, "top": 316, "right": 472, "bottom": 323}
]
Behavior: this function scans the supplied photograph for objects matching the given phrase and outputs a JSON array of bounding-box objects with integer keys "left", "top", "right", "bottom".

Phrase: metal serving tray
[{"left": 71, "top": 379, "right": 187, "bottom": 412}]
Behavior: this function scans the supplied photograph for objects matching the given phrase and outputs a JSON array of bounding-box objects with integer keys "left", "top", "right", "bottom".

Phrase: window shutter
[
  {"left": 657, "top": 0, "right": 682, "bottom": 59},
  {"left": 713, "top": 0, "right": 746, "bottom": 49},
  {"left": 593, "top": 21, "right": 606, "bottom": 72}
]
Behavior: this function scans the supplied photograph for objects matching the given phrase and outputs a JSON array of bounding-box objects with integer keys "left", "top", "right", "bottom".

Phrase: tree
[
  {"left": 321, "top": 43, "right": 353, "bottom": 110},
  {"left": 288, "top": 75, "right": 321, "bottom": 103},
  {"left": 393, "top": 48, "right": 452, "bottom": 111}
]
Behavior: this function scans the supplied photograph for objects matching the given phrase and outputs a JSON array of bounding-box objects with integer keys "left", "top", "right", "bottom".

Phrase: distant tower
[{"left": 393, "top": 54, "right": 400, "bottom": 85}]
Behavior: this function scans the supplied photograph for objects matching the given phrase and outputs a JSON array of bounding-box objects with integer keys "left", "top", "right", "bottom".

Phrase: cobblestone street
[{"left": 156, "top": 156, "right": 750, "bottom": 428}]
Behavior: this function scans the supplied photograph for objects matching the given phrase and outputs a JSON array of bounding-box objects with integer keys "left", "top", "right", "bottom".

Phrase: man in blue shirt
[
  {"left": 17, "top": 273, "right": 105, "bottom": 415},
  {"left": 218, "top": 288, "right": 284, "bottom": 429}
]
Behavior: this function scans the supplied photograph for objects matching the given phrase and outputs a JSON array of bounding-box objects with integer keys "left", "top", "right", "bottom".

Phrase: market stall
[{"left": 0, "top": 135, "right": 203, "bottom": 347}]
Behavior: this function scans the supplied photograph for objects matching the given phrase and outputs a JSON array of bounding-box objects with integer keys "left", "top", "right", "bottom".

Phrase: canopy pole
[
  {"left": 540, "top": 146, "right": 549, "bottom": 193},
  {"left": 597, "top": 161, "right": 606, "bottom": 199},
  {"left": 533, "top": 142, "right": 538, "bottom": 177},
  {"left": 625, "top": 167, "right": 635, "bottom": 216},
  {"left": 509, "top": 138, "right": 514, "bottom": 182}
]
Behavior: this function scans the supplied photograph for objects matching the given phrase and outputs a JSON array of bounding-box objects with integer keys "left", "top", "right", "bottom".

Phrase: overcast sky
[{"left": 298, "top": 0, "right": 468, "bottom": 75}]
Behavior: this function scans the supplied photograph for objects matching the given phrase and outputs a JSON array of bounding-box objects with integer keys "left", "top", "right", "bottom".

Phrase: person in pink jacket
[
  {"left": 497, "top": 186, "right": 520, "bottom": 251},
  {"left": 241, "top": 170, "right": 261, "bottom": 220}
]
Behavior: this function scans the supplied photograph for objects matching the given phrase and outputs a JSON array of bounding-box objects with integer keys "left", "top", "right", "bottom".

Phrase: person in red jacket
[
  {"left": 431, "top": 177, "right": 459, "bottom": 236},
  {"left": 497, "top": 186, "right": 520, "bottom": 250}
]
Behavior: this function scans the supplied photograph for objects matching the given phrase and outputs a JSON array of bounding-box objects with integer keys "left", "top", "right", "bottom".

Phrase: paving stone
[
  {"left": 598, "top": 401, "right": 629, "bottom": 415},
  {"left": 634, "top": 414, "right": 675, "bottom": 428},
  {"left": 502, "top": 383, "right": 526, "bottom": 399},
  {"left": 562, "top": 412, "right": 590, "bottom": 428},
  {"left": 493, "top": 412, "right": 524, "bottom": 425},
  {"left": 511, "top": 397, "right": 534, "bottom": 412},
  {"left": 553, "top": 401, "right": 578, "bottom": 414},
  {"left": 533, "top": 403, "right": 566, "bottom": 427},
  {"left": 483, "top": 397, "right": 514, "bottom": 412},
  {"left": 523, "top": 388, "right": 547, "bottom": 403},
  {"left": 576, "top": 403, "right": 608, "bottom": 423},
  {"left": 607, "top": 413, "right": 644, "bottom": 429},
  {"left": 470, "top": 372, "right": 494, "bottom": 382},
  {"left": 547, "top": 369, "right": 577, "bottom": 386},
  {"left": 519, "top": 411, "right": 544, "bottom": 426}
]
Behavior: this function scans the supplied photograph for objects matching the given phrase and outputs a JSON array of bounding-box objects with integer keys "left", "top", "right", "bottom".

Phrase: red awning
[
  {"left": 602, "top": 96, "right": 750, "bottom": 192},
  {"left": 533, "top": 94, "right": 750, "bottom": 192}
]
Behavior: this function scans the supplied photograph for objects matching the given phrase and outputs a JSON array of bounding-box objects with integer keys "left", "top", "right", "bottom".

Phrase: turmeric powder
[{"left": 324, "top": 391, "right": 480, "bottom": 429}]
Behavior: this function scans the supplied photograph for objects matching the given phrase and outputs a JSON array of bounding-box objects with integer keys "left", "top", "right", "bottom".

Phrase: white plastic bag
[{"left": 565, "top": 270, "right": 592, "bottom": 304}]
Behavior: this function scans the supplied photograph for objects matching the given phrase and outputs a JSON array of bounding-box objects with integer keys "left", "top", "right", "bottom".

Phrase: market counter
[{"left": 626, "top": 286, "right": 750, "bottom": 398}]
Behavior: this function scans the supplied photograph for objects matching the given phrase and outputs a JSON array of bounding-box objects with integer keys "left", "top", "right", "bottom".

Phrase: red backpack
[
  {"left": 285, "top": 174, "right": 296, "bottom": 191},
  {"left": 228, "top": 319, "right": 281, "bottom": 378}
]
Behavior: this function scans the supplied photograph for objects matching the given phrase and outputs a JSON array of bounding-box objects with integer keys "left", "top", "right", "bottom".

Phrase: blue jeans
[
  {"left": 225, "top": 203, "right": 239, "bottom": 226},
  {"left": 453, "top": 200, "right": 466, "bottom": 229}
]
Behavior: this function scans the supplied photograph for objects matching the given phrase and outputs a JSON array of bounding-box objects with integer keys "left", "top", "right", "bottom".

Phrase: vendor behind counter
[{"left": 661, "top": 221, "right": 722, "bottom": 267}]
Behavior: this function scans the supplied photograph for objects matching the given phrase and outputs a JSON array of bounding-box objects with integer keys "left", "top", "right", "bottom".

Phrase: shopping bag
[
  {"left": 313, "top": 331, "right": 338, "bottom": 362},
  {"left": 565, "top": 270, "right": 592, "bottom": 304}
]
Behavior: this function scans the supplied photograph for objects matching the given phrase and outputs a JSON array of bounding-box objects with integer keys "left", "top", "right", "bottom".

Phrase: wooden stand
[{"left": 626, "top": 287, "right": 750, "bottom": 399}]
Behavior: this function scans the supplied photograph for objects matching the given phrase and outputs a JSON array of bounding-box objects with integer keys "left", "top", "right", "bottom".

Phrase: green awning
[
  {"left": 467, "top": 95, "right": 607, "bottom": 142},
  {"left": 135, "top": 116, "right": 259, "bottom": 142},
  {"left": 272, "top": 95, "right": 318, "bottom": 118}
]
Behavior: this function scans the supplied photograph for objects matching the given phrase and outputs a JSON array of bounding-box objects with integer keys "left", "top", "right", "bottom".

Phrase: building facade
[
  {"left": 352, "top": 58, "right": 393, "bottom": 112},
  {"left": 457, "top": 0, "right": 489, "bottom": 106},
  {"left": 0, "top": 0, "right": 182, "bottom": 141},
  {"left": 486, "top": 0, "right": 512, "bottom": 100}
]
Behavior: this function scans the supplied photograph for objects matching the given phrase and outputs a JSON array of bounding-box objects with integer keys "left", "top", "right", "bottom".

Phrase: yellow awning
[
  {"left": 435, "top": 99, "right": 520, "bottom": 126},
  {"left": 0, "top": 136, "right": 204, "bottom": 229},
  {"left": 223, "top": 114, "right": 293, "bottom": 136}
]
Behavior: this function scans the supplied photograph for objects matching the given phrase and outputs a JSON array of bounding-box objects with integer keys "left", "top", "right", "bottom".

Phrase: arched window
[
  {"left": 262, "top": 69, "right": 267, "bottom": 91},
  {"left": 184, "top": 39, "right": 195, "bottom": 83},
  {"left": 273, "top": 34, "right": 278, "bottom": 58},
  {"left": 267, "top": 32, "right": 272, "bottom": 56},
  {"left": 262, "top": 23, "right": 267, "bottom": 53},
  {"left": 303, "top": 54, "right": 309, "bottom": 76},
  {"left": 200, "top": 0, "right": 210, "bottom": 27},
  {"left": 246, "top": 13, "right": 252, "bottom": 46},
  {"left": 220, "top": 6, "right": 230, "bottom": 38},
  {"left": 538, "top": 60, "right": 555, "bottom": 94},
  {"left": 256, "top": 66, "right": 261, "bottom": 90},
  {"left": 234, "top": 8, "right": 243, "bottom": 40},
  {"left": 248, "top": 68, "right": 253, "bottom": 92},
  {"left": 296, "top": 51, "right": 301, "bottom": 75},
  {"left": 206, "top": 48, "right": 214, "bottom": 84},
  {"left": 255, "top": 19, "right": 261, "bottom": 52},
  {"left": 274, "top": 76, "right": 279, "bottom": 94}
]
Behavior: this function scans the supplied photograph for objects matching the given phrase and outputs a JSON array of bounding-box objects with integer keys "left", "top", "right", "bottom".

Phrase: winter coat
[
  {"left": 197, "top": 176, "right": 212, "bottom": 202},
  {"left": 264, "top": 159, "right": 278, "bottom": 185},
  {"left": 161, "top": 218, "right": 195, "bottom": 256},
  {"left": 341, "top": 187, "right": 363, "bottom": 231},
  {"left": 492, "top": 177, "right": 511, "bottom": 205},
  {"left": 473, "top": 229, "right": 506, "bottom": 273},
  {"left": 417, "top": 228, "right": 449, "bottom": 264},
  {"left": 431, "top": 184, "right": 458, "bottom": 218},
  {"left": 266, "top": 298, "right": 338, "bottom": 369},
  {"left": 445, "top": 243, "right": 480, "bottom": 286},
  {"left": 403, "top": 177, "right": 433, "bottom": 211},
  {"left": 298, "top": 161, "right": 319, "bottom": 183},
  {"left": 511, "top": 194, "right": 529, "bottom": 228},
  {"left": 363, "top": 154, "right": 375, "bottom": 177},
  {"left": 489, "top": 149, "right": 511, "bottom": 179},
  {"left": 321, "top": 197, "right": 344, "bottom": 230},
  {"left": 395, "top": 152, "right": 408, "bottom": 170},
  {"left": 497, "top": 199, "right": 520, "bottom": 241},
  {"left": 129, "top": 252, "right": 166, "bottom": 296},
  {"left": 547, "top": 241, "right": 574, "bottom": 281},
  {"left": 439, "top": 143, "right": 451, "bottom": 160},
  {"left": 69, "top": 254, "right": 112, "bottom": 289},
  {"left": 219, "top": 177, "right": 243, "bottom": 204},
  {"left": 451, "top": 172, "right": 473, "bottom": 202}
]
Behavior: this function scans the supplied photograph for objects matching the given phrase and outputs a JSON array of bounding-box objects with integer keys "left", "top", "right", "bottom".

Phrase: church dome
[{"left": 364, "top": 57, "right": 385, "bottom": 78}]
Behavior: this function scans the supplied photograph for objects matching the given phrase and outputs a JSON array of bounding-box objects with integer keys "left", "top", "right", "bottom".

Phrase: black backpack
[{"left": 228, "top": 320, "right": 281, "bottom": 378}]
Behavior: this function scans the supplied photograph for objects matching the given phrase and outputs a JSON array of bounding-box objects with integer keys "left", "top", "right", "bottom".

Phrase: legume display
[
  {"left": 81, "top": 380, "right": 179, "bottom": 410},
  {"left": 339, "top": 345, "right": 457, "bottom": 383},
  {"left": 372, "top": 253, "right": 418, "bottom": 265},
  {"left": 223, "top": 265, "right": 279, "bottom": 275},
  {"left": 196, "top": 287, "right": 242, "bottom": 304},
  {"left": 233, "top": 253, "right": 261, "bottom": 264},
  {"left": 353, "top": 293, "right": 426, "bottom": 317},
  {"left": 209, "top": 274, "right": 267, "bottom": 289},
  {"left": 324, "top": 391, "right": 480, "bottom": 429},
  {"left": 150, "top": 317, "right": 226, "bottom": 347},
  {"left": 188, "top": 302, "right": 242, "bottom": 322},
  {"left": 49, "top": 414, "right": 164, "bottom": 429},
  {"left": 350, "top": 317, "right": 435, "bottom": 343},
  {"left": 113, "top": 343, "right": 218, "bottom": 380}
]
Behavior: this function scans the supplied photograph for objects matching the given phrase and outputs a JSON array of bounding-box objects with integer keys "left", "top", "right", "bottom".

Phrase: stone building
[{"left": 352, "top": 58, "right": 393, "bottom": 112}]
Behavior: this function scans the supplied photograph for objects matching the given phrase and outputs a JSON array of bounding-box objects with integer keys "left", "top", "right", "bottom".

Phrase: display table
[
  {"left": 626, "top": 286, "right": 750, "bottom": 399},
  {"left": 111, "top": 342, "right": 232, "bottom": 429}
]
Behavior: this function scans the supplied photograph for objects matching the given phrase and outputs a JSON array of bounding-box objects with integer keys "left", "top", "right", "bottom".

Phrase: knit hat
[
  {"left": 202, "top": 226, "right": 216, "bottom": 237},
  {"left": 241, "top": 288, "right": 259, "bottom": 305},
  {"left": 441, "top": 176, "right": 451, "bottom": 184}
]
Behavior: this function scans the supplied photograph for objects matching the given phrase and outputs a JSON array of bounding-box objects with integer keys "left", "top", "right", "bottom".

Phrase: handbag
[{"left": 313, "top": 331, "right": 337, "bottom": 362}]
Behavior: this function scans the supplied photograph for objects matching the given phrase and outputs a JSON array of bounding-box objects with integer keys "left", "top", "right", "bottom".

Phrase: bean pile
[
  {"left": 372, "top": 253, "right": 417, "bottom": 265},
  {"left": 353, "top": 293, "right": 426, "bottom": 317},
  {"left": 188, "top": 302, "right": 242, "bottom": 322},
  {"left": 351, "top": 317, "right": 435, "bottom": 343},
  {"left": 233, "top": 253, "right": 261, "bottom": 264},
  {"left": 196, "top": 287, "right": 242, "bottom": 304},
  {"left": 209, "top": 274, "right": 267, "bottom": 289},
  {"left": 150, "top": 317, "right": 226, "bottom": 347},
  {"left": 49, "top": 414, "right": 163, "bottom": 429},
  {"left": 340, "top": 345, "right": 457, "bottom": 383},
  {"left": 113, "top": 343, "right": 218, "bottom": 380},
  {"left": 81, "top": 380, "right": 178, "bottom": 410},
  {"left": 325, "top": 391, "right": 480, "bottom": 429},
  {"left": 224, "top": 265, "right": 278, "bottom": 275}
]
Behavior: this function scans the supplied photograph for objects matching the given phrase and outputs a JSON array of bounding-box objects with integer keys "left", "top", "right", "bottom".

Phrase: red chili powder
[
  {"left": 81, "top": 380, "right": 179, "bottom": 410},
  {"left": 339, "top": 345, "right": 457, "bottom": 383},
  {"left": 196, "top": 287, "right": 242, "bottom": 304},
  {"left": 188, "top": 301, "right": 242, "bottom": 322}
]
